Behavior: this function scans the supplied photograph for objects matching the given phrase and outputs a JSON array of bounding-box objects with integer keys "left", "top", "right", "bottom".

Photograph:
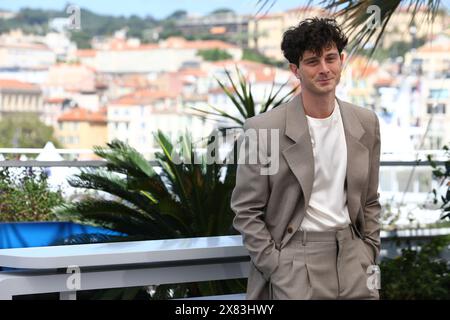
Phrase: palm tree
[
  {"left": 55, "top": 131, "right": 244, "bottom": 299},
  {"left": 255, "top": 0, "right": 444, "bottom": 59},
  {"left": 190, "top": 66, "right": 298, "bottom": 131}
]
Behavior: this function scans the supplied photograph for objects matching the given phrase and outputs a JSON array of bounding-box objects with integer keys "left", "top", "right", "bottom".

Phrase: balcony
[{"left": 0, "top": 153, "right": 449, "bottom": 300}]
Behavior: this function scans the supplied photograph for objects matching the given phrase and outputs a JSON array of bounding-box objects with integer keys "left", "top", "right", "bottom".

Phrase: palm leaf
[
  {"left": 319, "top": 0, "right": 443, "bottom": 60},
  {"left": 190, "top": 66, "right": 297, "bottom": 128}
]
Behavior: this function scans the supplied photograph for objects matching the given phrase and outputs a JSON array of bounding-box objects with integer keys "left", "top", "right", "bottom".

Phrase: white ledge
[{"left": 0, "top": 235, "right": 247, "bottom": 270}]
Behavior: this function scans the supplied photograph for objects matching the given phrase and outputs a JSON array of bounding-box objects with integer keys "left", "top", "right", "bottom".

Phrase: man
[{"left": 231, "top": 17, "right": 381, "bottom": 300}]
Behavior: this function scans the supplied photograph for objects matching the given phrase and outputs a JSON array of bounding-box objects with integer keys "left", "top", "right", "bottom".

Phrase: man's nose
[{"left": 318, "top": 59, "right": 331, "bottom": 73}]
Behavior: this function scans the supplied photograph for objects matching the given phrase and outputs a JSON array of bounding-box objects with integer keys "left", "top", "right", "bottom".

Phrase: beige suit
[{"left": 231, "top": 94, "right": 381, "bottom": 299}]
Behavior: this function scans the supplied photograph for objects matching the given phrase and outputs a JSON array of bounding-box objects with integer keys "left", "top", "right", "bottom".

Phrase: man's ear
[
  {"left": 340, "top": 52, "right": 346, "bottom": 64},
  {"left": 289, "top": 63, "right": 299, "bottom": 79}
]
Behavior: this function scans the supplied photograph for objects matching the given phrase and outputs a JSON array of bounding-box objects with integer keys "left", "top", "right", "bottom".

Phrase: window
[
  {"left": 427, "top": 103, "right": 446, "bottom": 114},
  {"left": 429, "top": 89, "right": 449, "bottom": 99}
]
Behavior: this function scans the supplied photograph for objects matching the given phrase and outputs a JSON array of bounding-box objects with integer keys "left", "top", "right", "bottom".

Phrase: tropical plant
[
  {"left": 0, "top": 167, "right": 64, "bottom": 222},
  {"left": 54, "top": 131, "right": 244, "bottom": 299},
  {"left": 427, "top": 145, "right": 450, "bottom": 220},
  {"left": 320, "top": 0, "right": 443, "bottom": 58},
  {"left": 379, "top": 235, "right": 450, "bottom": 299},
  {"left": 255, "top": 0, "right": 444, "bottom": 59},
  {"left": 190, "top": 66, "right": 298, "bottom": 131}
]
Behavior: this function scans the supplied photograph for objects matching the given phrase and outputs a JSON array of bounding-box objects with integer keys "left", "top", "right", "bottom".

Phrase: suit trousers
[{"left": 269, "top": 225, "right": 380, "bottom": 300}]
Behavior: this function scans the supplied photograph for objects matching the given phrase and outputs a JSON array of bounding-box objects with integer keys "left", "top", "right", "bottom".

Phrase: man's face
[{"left": 290, "top": 43, "right": 344, "bottom": 96}]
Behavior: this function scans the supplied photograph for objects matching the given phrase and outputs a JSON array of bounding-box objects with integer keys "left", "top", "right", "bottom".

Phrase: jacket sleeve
[
  {"left": 363, "top": 111, "right": 382, "bottom": 262},
  {"left": 230, "top": 120, "right": 280, "bottom": 281}
]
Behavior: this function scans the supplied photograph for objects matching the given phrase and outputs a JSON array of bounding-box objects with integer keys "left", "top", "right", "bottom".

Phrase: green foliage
[
  {"left": 0, "top": 7, "right": 157, "bottom": 42},
  {"left": 165, "top": 10, "right": 187, "bottom": 20},
  {"left": 380, "top": 236, "right": 450, "bottom": 299},
  {"left": 185, "top": 33, "right": 228, "bottom": 42},
  {"left": 56, "top": 133, "right": 238, "bottom": 238},
  {"left": 0, "top": 8, "right": 59, "bottom": 34},
  {"left": 428, "top": 145, "right": 450, "bottom": 220},
  {"left": 158, "top": 20, "right": 183, "bottom": 40},
  {"left": 320, "top": 0, "right": 442, "bottom": 60},
  {"left": 0, "top": 113, "right": 62, "bottom": 149},
  {"left": 197, "top": 49, "right": 232, "bottom": 61},
  {"left": 191, "top": 66, "right": 298, "bottom": 129},
  {"left": 0, "top": 167, "right": 65, "bottom": 222},
  {"left": 209, "top": 8, "right": 235, "bottom": 15},
  {"left": 70, "top": 31, "right": 93, "bottom": 49},
  {"left": 243, "top": 48, "right": 284, "bottom": 68},
  {"left": 54, "top": 132, "right": 244, "bottom": 298}
]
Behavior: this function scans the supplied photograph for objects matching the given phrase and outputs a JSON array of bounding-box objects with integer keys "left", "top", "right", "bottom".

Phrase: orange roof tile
[
  {"left": 44, "top": 97, "right": 66, "bottom": 104},
  {"left": 58, "top": 107, "right": 106, "bottom": 123},
  {"left": 417, "top": 44, "right": 450, "bottom": 53},
  {"left": 0, "top": 79, "right": 40, "bottom": 91},
  {"left": 374, "top": 77, "right": 394, "bottom": 87},
  {"left": 111, "top": 89, "right": 177, "bottom": 105},
  {"left": 179, "top": 68, "right": 208, "bottom": 77},
  {"left": 76, "top": 49, "right": 97, "bottom": 57}
]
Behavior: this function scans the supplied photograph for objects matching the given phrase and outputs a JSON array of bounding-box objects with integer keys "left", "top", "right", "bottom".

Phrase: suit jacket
[{"left": 230, "top": 94, "right": 381, "bottom": 299}]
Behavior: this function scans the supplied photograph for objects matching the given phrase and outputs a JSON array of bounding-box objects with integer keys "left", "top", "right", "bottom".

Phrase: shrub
[{"left": 0, "top": 167, "right": 65, "bottom": 222}]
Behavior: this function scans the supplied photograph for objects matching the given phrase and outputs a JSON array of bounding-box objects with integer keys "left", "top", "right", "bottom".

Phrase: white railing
[
  {"left": 1, "top": 228, "right": 449, "bottom": 300},
  {"left": 0, "top": 235, "right": 249, "bottom": 300}
]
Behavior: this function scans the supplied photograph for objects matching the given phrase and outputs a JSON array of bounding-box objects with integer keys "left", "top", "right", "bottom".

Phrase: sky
[{"left": 0, "top": 0, "right": 312, "bottom": 19}]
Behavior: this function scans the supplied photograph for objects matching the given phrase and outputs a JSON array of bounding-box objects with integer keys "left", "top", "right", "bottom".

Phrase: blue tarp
[{"left": 0, "top": 222, "right": 123, "bottom": 249}]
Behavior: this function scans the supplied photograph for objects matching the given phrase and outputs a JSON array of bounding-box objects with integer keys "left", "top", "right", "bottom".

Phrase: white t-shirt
[{"left": 300, "top": 100, "right": 351, "bottom": 232}]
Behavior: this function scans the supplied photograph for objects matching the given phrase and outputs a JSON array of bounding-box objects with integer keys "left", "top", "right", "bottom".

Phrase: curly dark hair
[{"left": 281, "top": 17, "right": 348, "bottom": 66}]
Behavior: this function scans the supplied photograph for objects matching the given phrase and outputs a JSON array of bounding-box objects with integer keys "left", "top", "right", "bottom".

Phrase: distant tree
[
  {"left": 0, "top": 113, "right": 62, "bottom": 149},
  {"left": 165, "top": 10, "right": 188, "bottom": 20},
  {"left": 242, "top": 48, "right": 284, "bottom": 68},
  {"left": 158, "top": 20, "right": 183, "bottom": 39},
  {"left": 197, "top": 48, "right": 232, "bottom": 61},
  {"left": 70, "top": 31, "right": 92, "bottom": 49},
  {"left": 209, "top": 8, "right": 235, "bottom": 15},
  {"left": 0, "top": 7, "right": 157, "bottom": 43}
]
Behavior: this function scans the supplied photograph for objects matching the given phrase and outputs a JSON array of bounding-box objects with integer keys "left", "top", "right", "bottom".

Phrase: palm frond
[
  {"left": 319, "top": 0, "right": 443, "bottom": 59},
  {"left": 189, "top": 66, "right": 297, "bottom": 128}
]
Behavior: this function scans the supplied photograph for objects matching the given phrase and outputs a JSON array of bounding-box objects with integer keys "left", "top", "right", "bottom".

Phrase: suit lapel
[
  {"left": 282, "top": 94, "right": 314, "bottom": 213},
  {"left": 337, "top": 98, "right": 369, "bottom": 224}
]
